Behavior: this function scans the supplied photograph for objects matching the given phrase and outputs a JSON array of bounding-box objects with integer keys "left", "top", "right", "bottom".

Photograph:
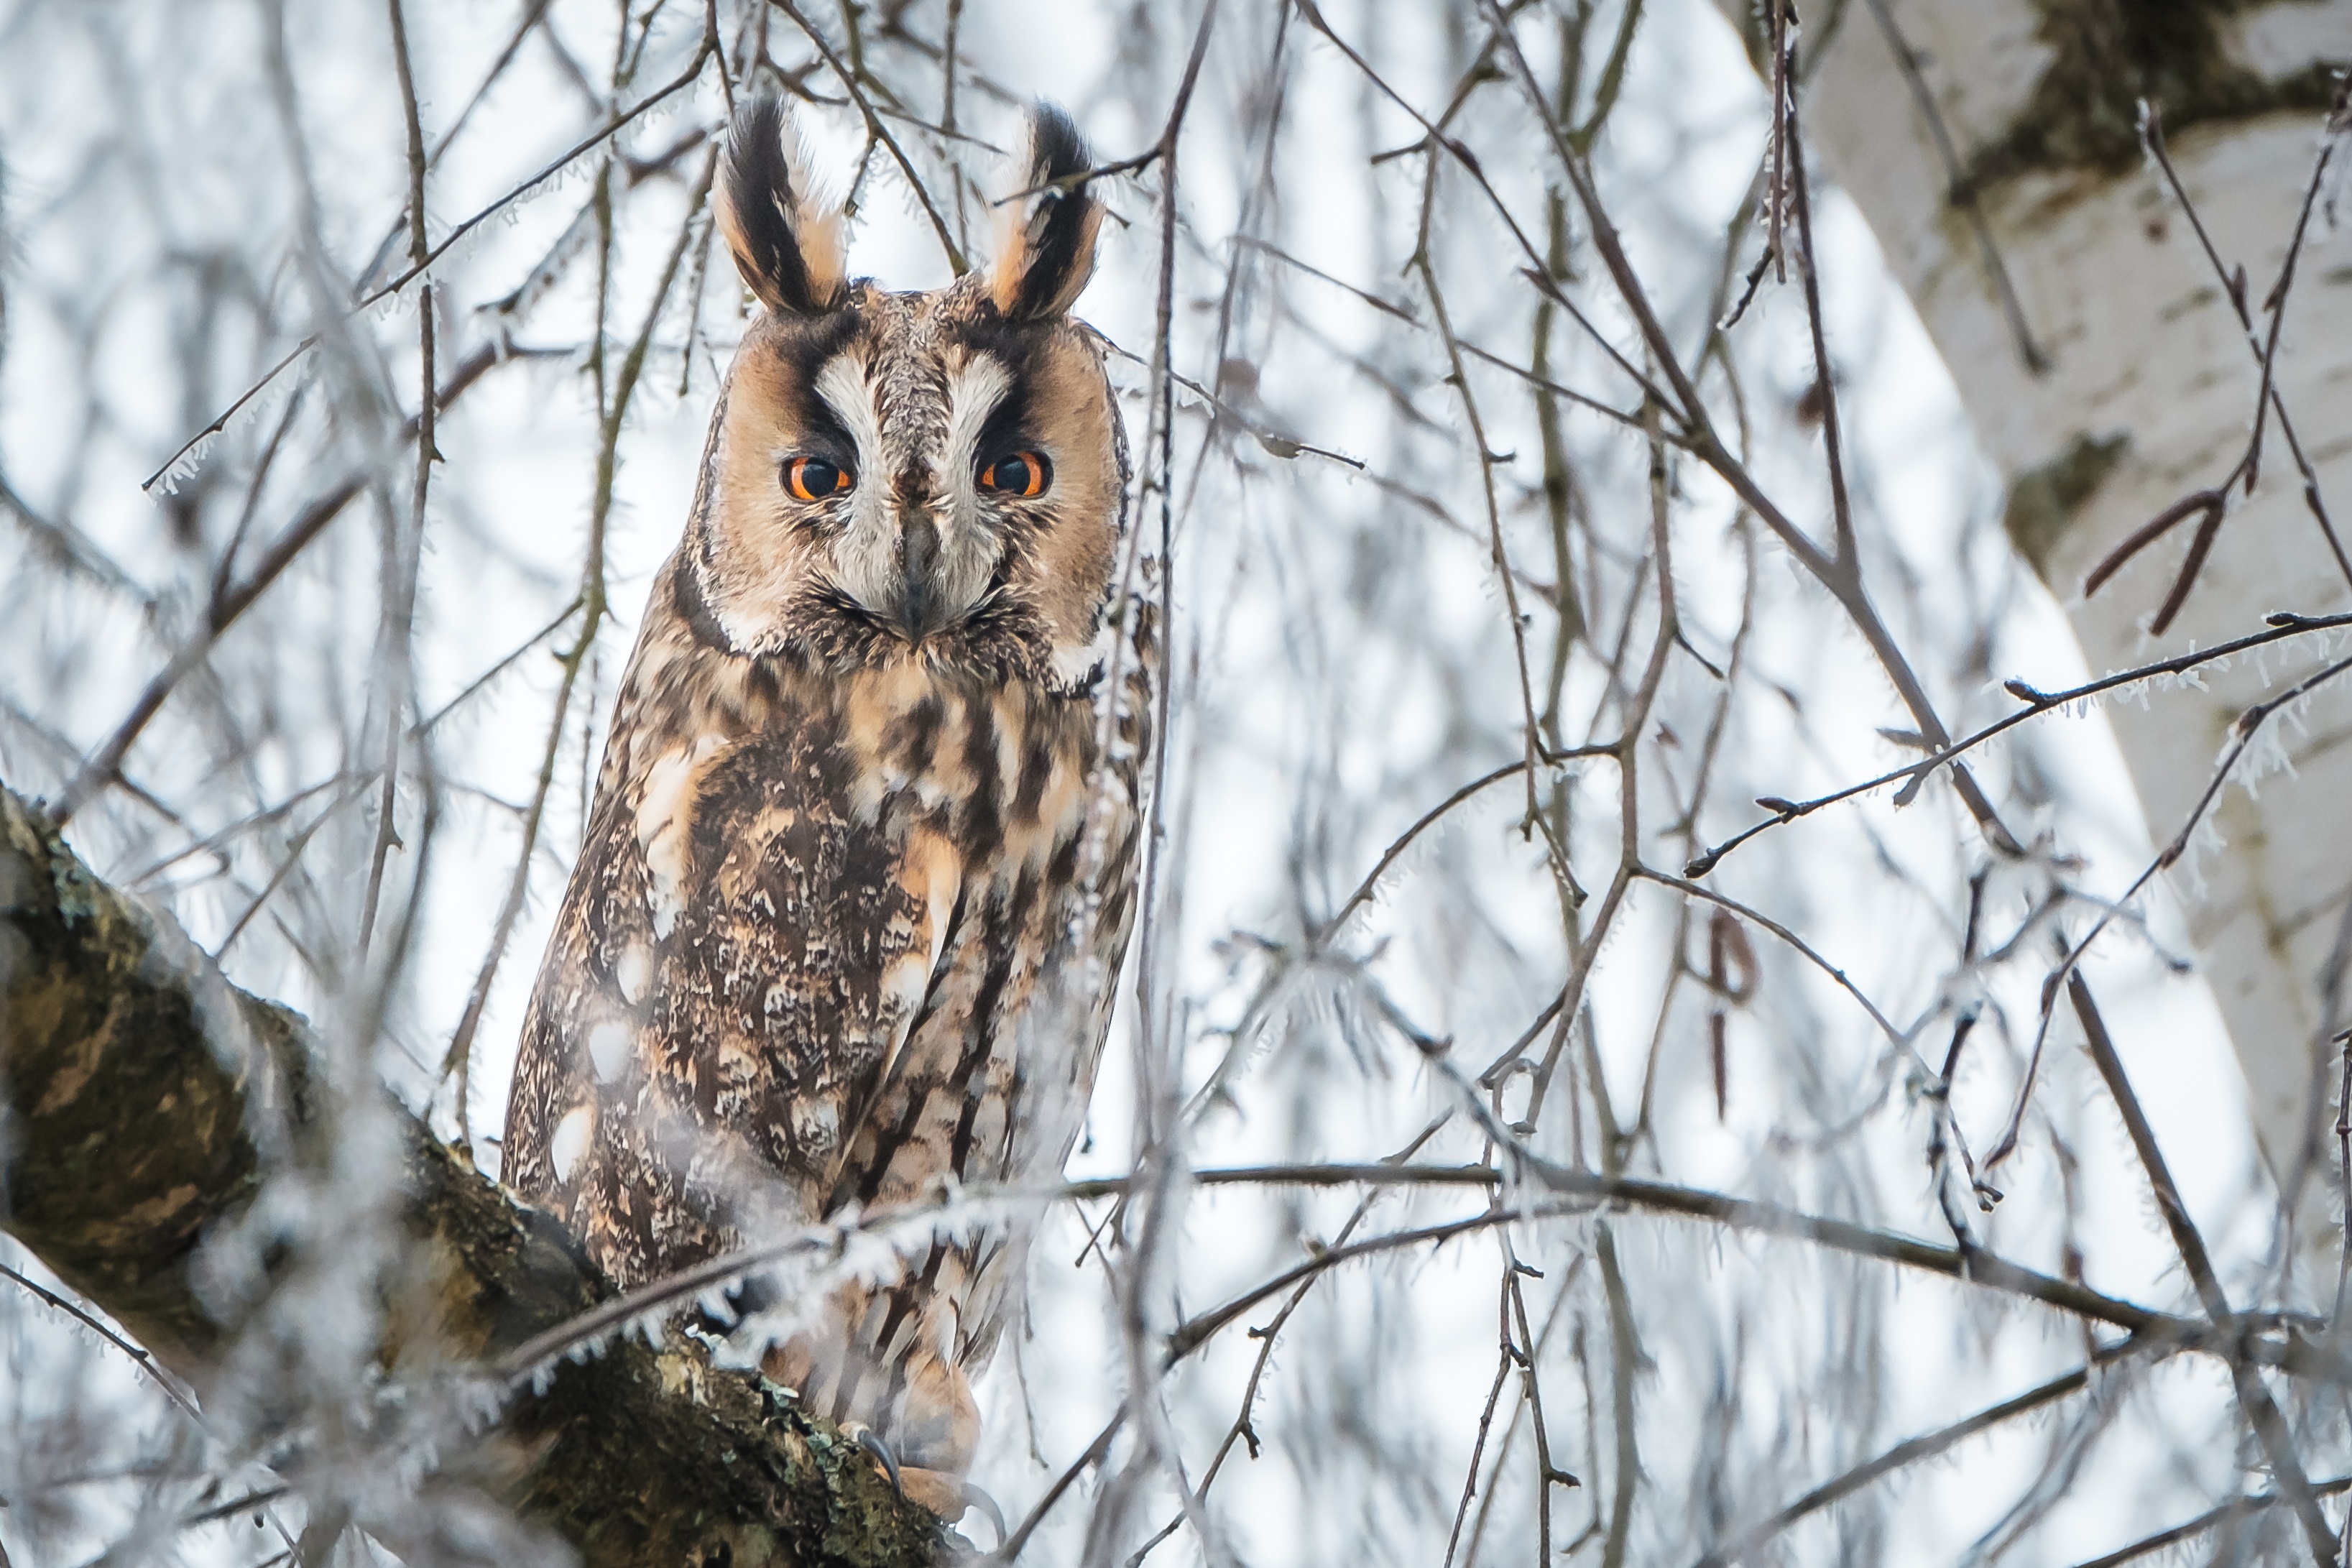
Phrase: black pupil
[
  {"left": 799, "top": 459, "right": 841, "bottom": 494},
  {"left": 991, "top": 456, "right": 1032, "bottom": 492}
]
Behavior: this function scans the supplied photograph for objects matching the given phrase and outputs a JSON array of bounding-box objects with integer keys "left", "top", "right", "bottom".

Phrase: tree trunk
[
  {"left": 0, "top": 785, "right": 946, "bottom": 1567},
  {"left": 1721, "top": 0, "right": 2352, "bottom": 1207}
]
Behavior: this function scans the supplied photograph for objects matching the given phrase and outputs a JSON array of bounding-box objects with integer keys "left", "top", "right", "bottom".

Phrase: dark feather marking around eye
[
  {"left": 768, "top": 316, "right": 864, "bottom": 470},
  {"left": 773, "top": 307, "right": 864, "bottom": 375},
  {"left": 954, "top": 315, "right": 1061, "bottom": 460},
  {"left": 804, "top": 395, "right": 859, "bottom": 447},
  {"left": 972, "top": 372, "right": 1034, "bottom": 468}
]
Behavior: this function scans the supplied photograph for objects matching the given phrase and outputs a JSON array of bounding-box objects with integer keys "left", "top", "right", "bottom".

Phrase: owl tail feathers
[
  {"left": 716, "top": 94, "right": 849, "bottom": 315},
  {"left": 990, "top": 102, "right": 1104, "bottom": 321}
]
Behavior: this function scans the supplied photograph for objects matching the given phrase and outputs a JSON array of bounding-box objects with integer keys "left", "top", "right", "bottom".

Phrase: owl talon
[
  {"left": 959, "top": 1481, "right": 1007, "bottom": 1549},
  {"left": 847, "top": 1422, "right": 905, "bottom": 1498}
]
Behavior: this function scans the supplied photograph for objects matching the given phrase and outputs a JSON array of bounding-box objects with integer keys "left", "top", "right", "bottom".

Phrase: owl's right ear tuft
[
  {"left": 990, "top": 102, "right": 1103, "bottom": 321},
  {"left": 716, "top": 95, "right": 847, "bottom": 315}
]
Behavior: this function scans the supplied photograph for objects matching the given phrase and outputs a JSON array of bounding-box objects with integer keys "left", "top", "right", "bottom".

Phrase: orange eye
[
  {"left": 785, "top": 456, "right": 852, "bottom": 501},
  {"left": 978, "top": 451, "right": 1051, "bottom": 499}
]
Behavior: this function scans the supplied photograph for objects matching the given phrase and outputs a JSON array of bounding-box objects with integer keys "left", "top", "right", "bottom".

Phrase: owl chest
[
  {"left": 616, "top": 669, "right": 1110, "bottom": 1188},
  {"left": 671, "top": 670, "right": 1102, "bottom": 916}
]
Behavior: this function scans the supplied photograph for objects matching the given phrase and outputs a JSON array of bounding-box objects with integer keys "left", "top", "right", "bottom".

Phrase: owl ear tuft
[
  {"left": 990, "top": 102, "right": 1103, "bottom": 321},
  {"left": 716, "top": 95, "right": 847, "bottom": 315}
]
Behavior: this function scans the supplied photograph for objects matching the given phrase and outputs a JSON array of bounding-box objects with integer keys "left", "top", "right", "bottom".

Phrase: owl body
[{"left": 502, "top": 98, "right": 1148, "bottom": 1507}]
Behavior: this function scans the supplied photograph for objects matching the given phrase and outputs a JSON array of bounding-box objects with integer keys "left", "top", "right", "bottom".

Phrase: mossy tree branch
[{"left": 0, "top": 783, "right": 944, "bottom": 1568}]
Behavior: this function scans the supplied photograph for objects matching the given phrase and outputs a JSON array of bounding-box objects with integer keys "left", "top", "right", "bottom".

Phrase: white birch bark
[{"left": 1715, "top": 0, "right": 2352, "bottom": 1203}]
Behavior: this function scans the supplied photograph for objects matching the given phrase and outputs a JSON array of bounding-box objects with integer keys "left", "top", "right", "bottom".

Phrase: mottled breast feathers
[{"left": 504, "top": 573, "right": 1152, "bottom": 1258}]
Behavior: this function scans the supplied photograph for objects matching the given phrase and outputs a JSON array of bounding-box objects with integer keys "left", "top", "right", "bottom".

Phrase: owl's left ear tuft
[
  {"left": 990, "top": 102, "right": 1103, "bottom": 321},
  {"left": 716, "top": 94, "right": 848, "bottom": 315}
]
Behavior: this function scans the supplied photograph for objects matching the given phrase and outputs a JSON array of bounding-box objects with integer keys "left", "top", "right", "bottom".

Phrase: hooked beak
[{"left": 895, "top": 514, "right": 941, "bottom": 640}]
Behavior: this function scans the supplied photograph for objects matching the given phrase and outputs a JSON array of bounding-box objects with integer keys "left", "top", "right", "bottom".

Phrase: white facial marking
[
  {"left": 813, "top": 354, "right": 885, "bottom": 458},
  {"left": 938, "top": 356, "right": 1017, "bottom": 622},
  {"left": 813, "top": 356, "right": 895, "bottom": 612},
  {"left": 550, "top": 1104, "right": 595, "bottom": 1186},
  {"left": 943, "top": 356, "right": 1014, "bottom": 514}
]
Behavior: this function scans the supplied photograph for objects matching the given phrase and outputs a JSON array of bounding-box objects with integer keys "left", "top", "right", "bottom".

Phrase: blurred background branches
[{"left": 4, "top": 0, "right": 2350, "bottom": 1564}]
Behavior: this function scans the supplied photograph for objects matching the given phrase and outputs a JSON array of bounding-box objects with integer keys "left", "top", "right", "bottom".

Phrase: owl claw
[
  {"left": 959, "top": 1481, "right": 1007, "bottom": 1549},
  {"left": 846, "top": 1422, "right": 905, "bottom": 1498}
]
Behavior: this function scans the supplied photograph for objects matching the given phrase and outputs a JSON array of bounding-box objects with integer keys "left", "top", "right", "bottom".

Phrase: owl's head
[{"left": 685, "top": 95, "right": 1126, "bottom": 689}]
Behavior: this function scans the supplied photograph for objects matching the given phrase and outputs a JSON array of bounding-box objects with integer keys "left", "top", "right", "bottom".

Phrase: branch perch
[{"left": 0, "top": 783, "right": 945, "bottom": 1568}]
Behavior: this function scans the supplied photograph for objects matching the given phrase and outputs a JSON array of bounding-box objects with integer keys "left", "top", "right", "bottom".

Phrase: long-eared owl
[{"left": 501, "top": 94, "right": 1153, "bottom": 1513}]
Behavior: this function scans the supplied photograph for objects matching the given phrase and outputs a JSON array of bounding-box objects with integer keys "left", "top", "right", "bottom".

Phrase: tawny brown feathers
[{"left": 503, "top": 96, "right": 1146, "bottom": 1516}]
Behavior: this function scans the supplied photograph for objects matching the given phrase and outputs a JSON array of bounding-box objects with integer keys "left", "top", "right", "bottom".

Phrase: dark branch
[{"left": 0, "top": 785, "right": 945, "bottom": 1568}]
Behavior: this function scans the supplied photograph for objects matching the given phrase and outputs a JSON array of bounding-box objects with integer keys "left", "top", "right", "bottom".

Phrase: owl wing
[{"left": 502, "top": 687, "right": 961, "bottom": 1290}]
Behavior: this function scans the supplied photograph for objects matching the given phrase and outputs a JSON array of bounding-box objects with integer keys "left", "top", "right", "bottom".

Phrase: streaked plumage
[{"left": 502, "top": 95, "right": 1150, "bottom": 1512}]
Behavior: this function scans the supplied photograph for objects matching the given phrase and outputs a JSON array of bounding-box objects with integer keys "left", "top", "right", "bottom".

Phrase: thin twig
[
  {"left": 359, "top": 0, "right": 436, "bottom": 961},
  {"left": 1784, "top": 56, "right": 1856, "bottom": 569},
  {"left": 1633, "top": 868, "right": 1904, "bottom": 1044},
  {"left": 1984, "top": 647, "right": 2352, "bottom": 1174},
  {"left": 1323, "top": 744, "right": 1620, "bottom": 937},
  {"left": 1697, "top": 1339, "right": 2156, "bottom": 1567},
  {"left": 1472, "top": 0, "right": 2024, "bottom": 856},
  {"left": 1685, "top": 609, "right": 2352, "bottom": 877},
  {"left": 139, "top": 38, "right": 714, "bottom": 494},
  {"left": 2136, "top": 101, "right": 2351, "bottom": 592},
  {"left": 59, "top": 341, "right": 505, "bottom": 824},
  {"left": 1857, "top": 0, "right": 2047, "bottom": 374},
  {"left": 989, "top": 1408, "right": 1125, "bottom": 1564},
  {"left": 1524, "top": 400, "right": 1682, "bottom": 1122},
  {"left": 440, "top": 148, "right": 717, "bottom": 1140},
  {"left": 2070, "top": 1474, "right": 2352, "bottom": 1568},
  {"left": 2087, "top": 97, "right": 2349, "bottom": 630},
  {"left": 1597, "top": 1222, "right": 1641, "bottom": 1568},
  {"left": 1442, "top": 1254, "right": 1525, "bottom": 1568},
  {"left": 769, "top": 0, "right": 967, "bottom": 273},
  {"left": 2067, "top": 973, "right": 2338, "bottom": 1564}
]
